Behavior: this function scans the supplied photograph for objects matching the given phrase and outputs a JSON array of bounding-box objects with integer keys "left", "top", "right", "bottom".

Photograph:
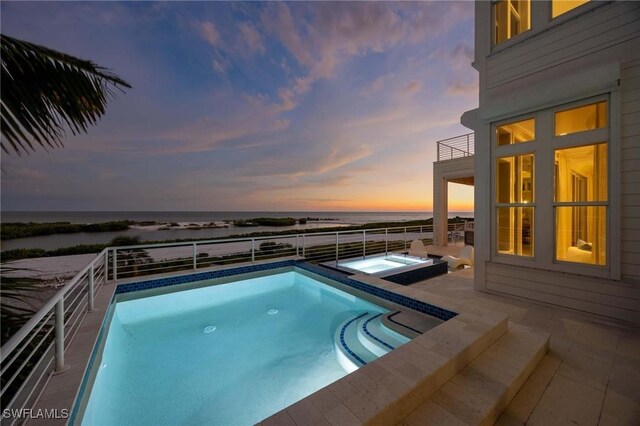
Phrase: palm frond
[
  {"left": 0, "top": 34, "right": 131, "bottom": 156},
  {"left": 0, "top": 266, "right": 41, "bottom": 344}
]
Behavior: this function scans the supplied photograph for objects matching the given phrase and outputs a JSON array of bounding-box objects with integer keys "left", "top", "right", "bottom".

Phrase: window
[
  {"left": 497, "top": 118, "right": 535, "bottom": 146},
  {"left": 492, "top": 97, "right": 611, "bottom": 272},
  {"left": 555, "top": 101, "right": 607, "bottom": 136},
  {"left": 494, "top": 0, "right": 531, "bottom": 45},
  {"left": 554, "top": 143, "right": 607, "bottom": 265},
  {"left": 496, "top": 154, "right": 535, "bottom": 257},
  {"left": 552, "top": 0, "right": 590, "bottom": 18}
]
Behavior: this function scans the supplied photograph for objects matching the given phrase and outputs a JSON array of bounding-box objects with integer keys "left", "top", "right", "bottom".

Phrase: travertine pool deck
[
  {"left": 409, "top": 253, "right": 640, "bottom": 425},
  {"left": 29, "top": 253, "right": 639, "bottom": 426}
]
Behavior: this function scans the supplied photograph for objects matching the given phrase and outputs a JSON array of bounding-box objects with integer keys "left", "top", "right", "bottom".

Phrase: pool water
[
  {"left": 80, "top": 271, "right": 401, "bottom": 425},
  {"left": 339, "top": 254, "right": 432, "bottom": 275}
]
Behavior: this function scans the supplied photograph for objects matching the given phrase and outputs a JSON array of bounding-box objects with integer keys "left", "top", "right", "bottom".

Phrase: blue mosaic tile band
[
  {"left": 115, "top": 260, "right": 297, "bottom": 294},
  {"left": 362, "top": 313, "right": 395, "bottom": 351},
  {"left": 297, "top": 262, "right": 458, "bottom": 321},
  {"left": 114, "top": 259, "right": 457, "bottom": 321},
  {"left": 384, "top": 260, "right": 448, "bottom": 285},
  {"left": 339, "top": 313, "right": 368, "bottom": 366}
]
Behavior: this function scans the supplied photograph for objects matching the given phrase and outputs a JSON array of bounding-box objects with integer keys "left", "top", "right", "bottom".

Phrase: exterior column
[{"left": 433, "top": 163, "right": 449, "bottom": 246}]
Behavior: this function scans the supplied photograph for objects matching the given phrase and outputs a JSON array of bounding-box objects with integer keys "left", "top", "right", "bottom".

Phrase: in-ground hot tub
[{"left": 329, "top": 253, "right": 448, "bottom": 284}]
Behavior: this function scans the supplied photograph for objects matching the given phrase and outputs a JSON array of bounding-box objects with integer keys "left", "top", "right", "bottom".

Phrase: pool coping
[{"left": 34, "top": 258, "right": 508, "bottom": 426}]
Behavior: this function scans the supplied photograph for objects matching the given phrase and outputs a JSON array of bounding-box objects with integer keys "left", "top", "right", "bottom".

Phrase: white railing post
[
  {"left": 54, "top": 299, "right": 68, "bottom": 373},
  {"left": 88, "top": 264, "right": 95, "bottom": 312},
  {"left": 302, "top": 235, "right": 306, "bottom": 258},
  {"left": 251, "top": 239, "right": 255, "bottom": 262},
  {"left": 404, "top": 227, "right": 407, "bottom": 250},
  {"left": 385, "top": 229, "right": 388, "bottom": 255},
  {"left": 104, "top": 250, "right": 109, "bottom": 282},
  {"left": 335, "top": 233, "right": 339, "bottom": 266},
  {"left": 467, "top": 134, "right": 470, "bottom": 155},
  {"left": 112, "top": 248, "right": 117, "bottom": 281},
  {"left": 296, "top": 235, "right": 299, "bottom": 257},
  {"left": 192, "top": 243, "right": 197, "bottom": 270}
]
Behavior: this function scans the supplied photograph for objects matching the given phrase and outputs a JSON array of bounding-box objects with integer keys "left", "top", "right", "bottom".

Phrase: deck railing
[
  {"left": 0, "top": 249, "right": 109, "bottom": 423},
  {"left": 437, "top": 132, "right": 475, "bottom": 161},
  {"left": 0, "top": 221, "right": 472, "bottom": 418}
]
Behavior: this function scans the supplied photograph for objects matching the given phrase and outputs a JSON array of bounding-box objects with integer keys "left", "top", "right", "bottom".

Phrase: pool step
[
  {"left": 334, "top": 312, "right": 409, "bottom": 373},
  {"left": 356, "top": 313, "right": 410, "bottom": 357}
]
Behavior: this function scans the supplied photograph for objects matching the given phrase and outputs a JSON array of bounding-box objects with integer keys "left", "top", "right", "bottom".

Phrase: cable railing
[
  {"left": 0, "top": 221, "right": 475, "bottom": 418},
  {"left": 108, "top": 225, "right": 436, "bottom": 279},
  {"left": 437, "top": 132, "right": 475, "bottom": 161},
  {"left": 0, "top": 249, "right": 109, "bottom": 424}
]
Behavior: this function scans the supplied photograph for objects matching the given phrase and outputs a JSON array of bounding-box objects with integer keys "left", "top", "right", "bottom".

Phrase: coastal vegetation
[
  {"left": 1, "top": 216, "right": 346, "bottom": 240},
  {"left": 234, "top": 217, "right": 297, "bottom": 227},
  {"left": 0, "top": 218, "right": 474, "bottom": 262},
  {"left": 1, "top": 221, "right": 132, "bottom": 240}
]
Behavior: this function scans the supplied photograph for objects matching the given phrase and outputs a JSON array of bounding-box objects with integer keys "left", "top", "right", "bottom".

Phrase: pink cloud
[
  {"left": 400, "top": 80, "right": 423, "bottom": 96},
  {"left": 195, "top": 21, "right": 220, "bottom": 47},
  {"left": 237, "top": 21, "right": 265, "bottom": 55}
]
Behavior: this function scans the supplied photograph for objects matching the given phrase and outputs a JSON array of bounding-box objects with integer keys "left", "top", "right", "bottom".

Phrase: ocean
[{"left": 1, "top": 211, "right": 473, "bottom": 251}]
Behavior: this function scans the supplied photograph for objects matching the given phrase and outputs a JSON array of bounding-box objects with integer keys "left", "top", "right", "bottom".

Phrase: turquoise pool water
[{"left": 80, "top": 271, "right": 397, "bottom": 425}]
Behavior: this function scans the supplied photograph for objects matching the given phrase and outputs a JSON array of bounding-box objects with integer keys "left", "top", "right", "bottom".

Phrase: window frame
[
  {"left": 492, "top": 113, "right": 538, "bottom": 265},
  {"left": 492, "top": 0, "right": 532, "bottom": 47},
  {"left": 490, "top": 93, "right": 619, "bottom": 279}
]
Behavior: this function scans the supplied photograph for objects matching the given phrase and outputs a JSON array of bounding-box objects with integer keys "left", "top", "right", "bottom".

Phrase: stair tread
[
  {"left": 401, "top": 325, "right": 549, "bottom": 425},
  {"left": 357, "top": 314, "right": 409, "bottom": 356},
  {"left": 383, "top": 309, "right": 443, "bottom": 338}
]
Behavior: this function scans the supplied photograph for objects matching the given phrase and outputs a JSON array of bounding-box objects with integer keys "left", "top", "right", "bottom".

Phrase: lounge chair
[
  {"left": 441, "top": 245, "right": 474, "bottom": 270},
  {"left": 408, "top": 240, "right": 429, "bottom": 258}
]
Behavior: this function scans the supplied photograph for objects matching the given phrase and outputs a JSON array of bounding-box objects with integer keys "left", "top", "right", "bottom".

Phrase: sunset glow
[{"left": 1, "top": 2, "right": 477, "bottom": 212}]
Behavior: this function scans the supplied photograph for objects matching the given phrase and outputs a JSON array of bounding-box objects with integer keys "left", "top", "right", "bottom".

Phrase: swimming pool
[{"left": 77, "top": 270, "right": 413, "bottom": 425}]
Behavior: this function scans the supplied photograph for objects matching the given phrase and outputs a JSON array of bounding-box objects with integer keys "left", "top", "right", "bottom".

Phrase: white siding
[
  {"left": 467, "top": 1, "right": 640, "bottom": 325},
  {"left": 486, "top": 2, "right": 640, "bottom": 90},
  {"left": 620, "top": 59, "right": 640, "bottom": 285}
]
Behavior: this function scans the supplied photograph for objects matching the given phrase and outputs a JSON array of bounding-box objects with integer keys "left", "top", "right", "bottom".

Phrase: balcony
[{"left": 436, "top": 132, "right": 474, "bottom": 162}]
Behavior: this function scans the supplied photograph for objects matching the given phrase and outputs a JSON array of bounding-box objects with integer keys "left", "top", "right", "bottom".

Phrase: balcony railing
[
  {"left": 0, "top": 221, "right": 471, "bottom": 420},
  {"left": 437, "top": 132, "right": 474, "bottom": 161}
]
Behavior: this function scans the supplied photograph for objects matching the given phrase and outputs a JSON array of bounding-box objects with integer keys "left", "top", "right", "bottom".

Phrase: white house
[{"left": 460, "top": 0, "right": 640, "bottom": 324}]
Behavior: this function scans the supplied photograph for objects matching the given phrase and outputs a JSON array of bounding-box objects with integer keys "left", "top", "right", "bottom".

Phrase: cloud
[
  {"left": 400, "top": 80, "right": 422, "bottom": 96},
  {"left": 244, "top": 143, "right": 373, "bottom": 179},
  {"left": 447, "top": 80, "right": 478, "bottom": 95},
  {"left": 360, "top": 74, "right": 390, "bottom": 96},
  {"left": 195, "top": 21, "right": 220, "bottom": 47},
  {"left": 212, "top": 55, "right": 231, "bottom": 74},
  {"left": 237, "top": 21, "right": 265, "bottom": 55},
  {"left": 260, "top": 2, "right": 463, "bottom": 115}
]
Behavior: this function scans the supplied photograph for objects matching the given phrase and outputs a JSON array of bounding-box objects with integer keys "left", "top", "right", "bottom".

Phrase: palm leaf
[
  {"left": 0, "top": 34, "right": 131, "bottom": 156},
  {"left": 0, "top": 266, "right": 41, "bottom": 345}
]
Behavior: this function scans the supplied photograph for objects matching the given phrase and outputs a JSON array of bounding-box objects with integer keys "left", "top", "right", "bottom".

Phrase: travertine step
[
  {"left": 399, "top": 323, "right": 549, "bottom": 426},
  {"left": 261, "top": 311, "right": 511, "bottom": 426}
]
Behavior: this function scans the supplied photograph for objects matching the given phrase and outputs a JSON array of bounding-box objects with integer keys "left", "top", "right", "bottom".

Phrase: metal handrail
[
  {"left": 0, "top": 224, "right": 439, "bottom": 417},
  {"left": 1, "top": 249, "right": 108, "bottom": 362},
  {"left": 437, "top": 132, "right": 475, "bottom": 161},
  {"left": 0, "top": 248, "right": 109, "bottom": 421}
]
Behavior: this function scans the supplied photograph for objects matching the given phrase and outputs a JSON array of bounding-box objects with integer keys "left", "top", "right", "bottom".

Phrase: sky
[{"left": 1, "top": 1, "right": 477, "bottom": 212}]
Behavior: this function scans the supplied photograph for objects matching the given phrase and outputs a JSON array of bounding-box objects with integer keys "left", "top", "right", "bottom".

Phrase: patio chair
[
  {"left": 441, "top": 245, "right": 474, "bottom": 270},
  {"left": 408, "top": 240, "right": 429, "bottom": 258}
]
